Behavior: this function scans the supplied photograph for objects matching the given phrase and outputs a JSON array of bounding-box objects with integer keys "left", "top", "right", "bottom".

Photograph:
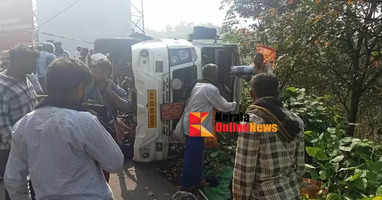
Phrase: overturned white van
[
  {"left": 132, "top": 39, "right": 197, "bottom": 161},
  {"left": 132, "top": 38, "right": 241, "bottom": 162}
]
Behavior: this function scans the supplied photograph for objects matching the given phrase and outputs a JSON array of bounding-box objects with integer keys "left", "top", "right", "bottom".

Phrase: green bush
[
  {"left": 283, "top": 87, "right": 382, "bottom": 200},
  {"left": 205, "top": 86, "right": 382, "bottom": 199}
]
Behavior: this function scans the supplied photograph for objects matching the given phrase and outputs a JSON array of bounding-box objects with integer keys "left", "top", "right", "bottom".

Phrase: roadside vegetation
[{"left": 199, "top": 0, "right": 382, "bottom": 199}]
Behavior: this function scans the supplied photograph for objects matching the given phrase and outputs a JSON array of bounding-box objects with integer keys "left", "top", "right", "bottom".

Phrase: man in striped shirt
[
  {"left": 0, "top": 45, "right": 39, "bottom": 200},
  {"left": 233, "top": 73, "right": 305, "bottom": 200}
]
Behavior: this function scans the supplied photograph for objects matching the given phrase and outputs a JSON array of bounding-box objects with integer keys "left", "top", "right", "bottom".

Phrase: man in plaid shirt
[
  {"left": 0, "top": 45, "right": 39, "bottom": 200},
  {"left": 233, "top": 73, "right": 305, "bottom": 200}
]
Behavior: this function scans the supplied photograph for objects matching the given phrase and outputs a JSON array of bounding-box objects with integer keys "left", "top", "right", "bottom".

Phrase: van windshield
[{"left": 169, "top": 48, "right": 193, "bottom": 66}]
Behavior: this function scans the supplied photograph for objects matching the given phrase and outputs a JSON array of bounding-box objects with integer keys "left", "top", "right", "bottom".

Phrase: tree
[{"left": 222, "top": 0, "right": 382, "bottom": 137}]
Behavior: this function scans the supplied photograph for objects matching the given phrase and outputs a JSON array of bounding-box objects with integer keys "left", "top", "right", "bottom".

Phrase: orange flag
[{"left": 256, "top": 45, "right": 276, "bottom": 67}]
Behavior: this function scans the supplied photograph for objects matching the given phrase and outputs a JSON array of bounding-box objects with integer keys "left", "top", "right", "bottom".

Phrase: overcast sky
[{"left": 142, "top": 0, "right": 226, "bottom": 31}]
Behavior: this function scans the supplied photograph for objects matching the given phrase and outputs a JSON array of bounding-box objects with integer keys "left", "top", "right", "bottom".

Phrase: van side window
[{"left": 155, "top": 61, "right": 164, "bottom": 73}]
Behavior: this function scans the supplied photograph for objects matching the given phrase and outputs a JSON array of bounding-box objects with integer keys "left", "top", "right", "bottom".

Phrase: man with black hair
[
  {"left": 87, "top": 53, "right": 131, "bottom": 113},
  {"left": 0, "top": 45, "right": 39, "bottom": 200},
  {"left": 4, "top": 58, "right": 124, "bottom": 200},
  {"left": 242, "top": 53, "right": 273, "bottom": 82},
  {"left": 53, "top": 41, "right": 70, "bottom": 58},
  {"left": 253, "top": 53, "right": 273, "bottom": 74},
  {"left": 232, "top": 73, "right": 305, "bottom": 200},
  {"left": 177, "top": 63, "right": 237, "bottom": 191},
  {"left": 86, "top": 53, "right": 131, "bottom": 182},
  {"left": 36, "top": 43, "right": 56, "bottom": 92}
]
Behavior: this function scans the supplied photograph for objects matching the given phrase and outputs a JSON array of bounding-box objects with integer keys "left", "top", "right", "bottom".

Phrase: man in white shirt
[
  {"left": 4, "top": 58, "right": 124, "bottom": 200},
  {"left": 179, "top": 64, "right": 237, "bottom": 192}
]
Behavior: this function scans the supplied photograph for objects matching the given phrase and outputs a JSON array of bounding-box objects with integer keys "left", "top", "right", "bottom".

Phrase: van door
[
  {"left": 168, "top": 48, "right": 198, "bottom": 102},
  {"left": 201, "top": 46, "right": 241, "bottom": 112},
  {"left": 167, "top": 48, "right": 198, "bottom": 131}
]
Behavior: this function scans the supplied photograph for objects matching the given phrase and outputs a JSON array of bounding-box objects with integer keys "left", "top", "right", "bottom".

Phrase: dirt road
[
  {"left": 1, "top": 162, "right": 178, "bottom": 200},
  {"left": 109, "top": 161, "right": 178, "bottom": 200}
]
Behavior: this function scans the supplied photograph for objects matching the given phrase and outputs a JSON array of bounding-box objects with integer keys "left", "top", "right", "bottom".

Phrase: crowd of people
[
  {"left": 0, "top": 42, "right": 304, "bottom": 200},
  {"left": 0, "top": 43, "right": 132, "bottom": 200}
]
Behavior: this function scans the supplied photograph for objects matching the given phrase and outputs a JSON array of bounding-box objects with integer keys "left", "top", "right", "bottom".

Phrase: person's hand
[
  {"left": 232, "top": 101, "right": 238, "bottom": 107},
  {"left": 100, "top": 79, "right": 113, "bottom": 92},
  {"left": 232, "top": 101, "right": 238, "bottom": 111},
  {"left": 105, "top": 79, "right": 113, "bottom": 92},
  {"left": 243, "top": 75, "right": 252, "bottom": 82}
]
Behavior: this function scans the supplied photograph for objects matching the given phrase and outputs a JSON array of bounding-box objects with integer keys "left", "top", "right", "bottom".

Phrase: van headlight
[{"left": 172, "top": 78, "right": 183, "bottom": 90}]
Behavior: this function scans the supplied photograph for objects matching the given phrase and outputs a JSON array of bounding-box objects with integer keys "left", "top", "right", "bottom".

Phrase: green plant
[
  {"left": 204, "top": 132, "right": 237, "bottom": 176},
  {"left": 283, "top": 87, "right": 382, "bottom": 200}
]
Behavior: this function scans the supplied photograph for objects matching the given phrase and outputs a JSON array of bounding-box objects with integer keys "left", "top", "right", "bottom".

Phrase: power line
[
  {"left": 40, "top": 31, "right": 93, "bottom": 44},
  {"left": 39, "top": 0, "right": 82, "bottom": 27},
  {"left": 130, "top": 0, "right": 144, "bottom": 33}
]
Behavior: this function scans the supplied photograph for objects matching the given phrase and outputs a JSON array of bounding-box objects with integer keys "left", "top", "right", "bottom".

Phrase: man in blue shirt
[
  {"left": 87, "top": 53, "right": 133, "bottom": 181},
  {"left": 5, "top": 57, "right": 124, "bottom": 200},
  {"left": 36, "top": 43, "right": 56, "bottom": 92},
  {"left": 87, "top": 53, "right": 132, "bottom": 134}
]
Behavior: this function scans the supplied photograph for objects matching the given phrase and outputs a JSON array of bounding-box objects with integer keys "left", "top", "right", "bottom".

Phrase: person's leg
[
  {"left": 0, "top": 150, "right": 11, "bottom": 200},
  {"left": 181, "top": 136, "right": 205, "bottom": 189},
  {"left": 28, "top": 180, "right": 36, "bottom": 200},
  {"left": 38, "top": 77, "right": 47, "bottom": 93},
  {"left": 103, "top": 170, "right": 110, "bottom": 182}
]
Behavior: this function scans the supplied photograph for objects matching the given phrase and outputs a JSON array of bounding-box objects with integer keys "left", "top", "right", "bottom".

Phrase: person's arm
[
  {"left": 296, "top": 120, "right": 305, "bottom": 183},
  {"left": 82, "top": 113, "right": 124, "bottom": 172},
  {"left": 47, "top": 54, "right": 56, "bottom": 65},
  {"left": 103, "top": 81, "right": 132, "bottom": 113},
  {"left": 4, "top": 122, "right": 31, "bottom": 200},
  {"left": 232, "top": 115, "right": 260, "bottom": 200},
  {"left": 0, "top": 95, "right": 11, "bottom": 149},
  {"left": 204, "top": 85, "right": 237, "bottom": 112}
]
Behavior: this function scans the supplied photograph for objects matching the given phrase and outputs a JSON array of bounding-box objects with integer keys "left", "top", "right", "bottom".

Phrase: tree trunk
[{"left": 347, "top": 88, "right": 361, "bottom": 137}]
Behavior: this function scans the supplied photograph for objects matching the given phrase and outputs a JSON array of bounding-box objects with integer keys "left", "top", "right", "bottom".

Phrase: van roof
[{"left": 133, "top": 39, "right": 193, "bottom": 50}]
